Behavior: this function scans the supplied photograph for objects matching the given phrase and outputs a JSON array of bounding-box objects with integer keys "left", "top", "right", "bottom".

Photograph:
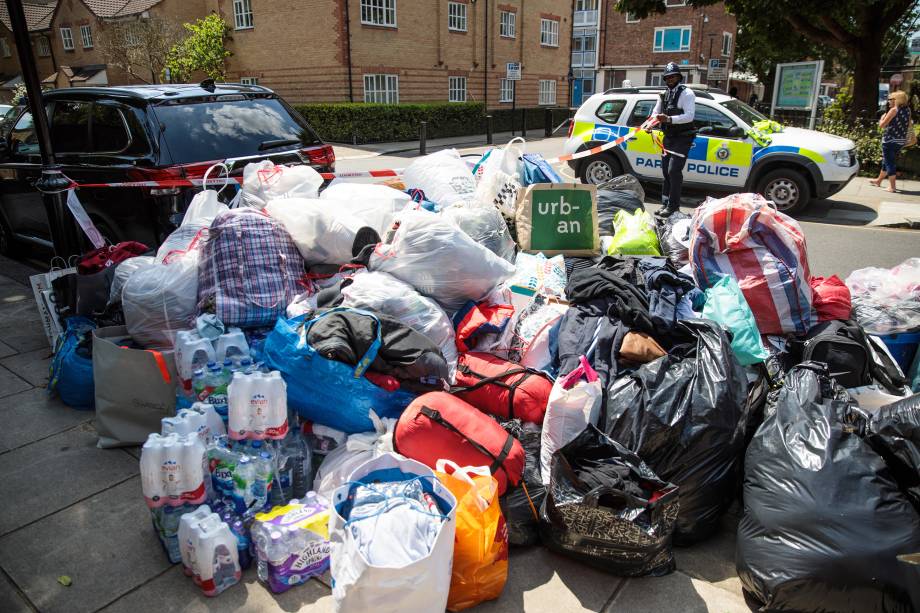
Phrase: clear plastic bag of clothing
[{"left": 441, "top": 205, "right": 517, "bottom": 263}]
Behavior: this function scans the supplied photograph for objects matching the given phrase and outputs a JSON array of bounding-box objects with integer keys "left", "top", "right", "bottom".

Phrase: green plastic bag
[
  {"left": 607, "top": 209, "right": 661, "bottom": 256},
  {"left": 702, "top": 276, "right": 769, "bottom": 366}
]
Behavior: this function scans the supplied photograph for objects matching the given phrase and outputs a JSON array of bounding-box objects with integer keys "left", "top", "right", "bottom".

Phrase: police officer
[{"left": 647, "top": 62, "right": 696, "bottom": 217}]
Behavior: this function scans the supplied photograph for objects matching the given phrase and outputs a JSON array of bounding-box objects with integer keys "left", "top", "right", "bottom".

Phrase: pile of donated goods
[{"left": 46, "top": 139, "right": 920, "bottom": 613}]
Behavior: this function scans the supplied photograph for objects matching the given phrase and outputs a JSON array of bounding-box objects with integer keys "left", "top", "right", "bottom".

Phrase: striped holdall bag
[{"left": 689, "top": 193, "right": 816, "bottom": 336}]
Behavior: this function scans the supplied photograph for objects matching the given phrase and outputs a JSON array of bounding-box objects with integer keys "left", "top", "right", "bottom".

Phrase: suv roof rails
[{"left": 602, "top": 85, "right": 715, "bottom": 100}]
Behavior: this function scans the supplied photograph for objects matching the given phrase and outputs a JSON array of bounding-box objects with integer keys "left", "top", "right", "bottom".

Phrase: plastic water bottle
[
  {"left": 283, "top": 432, "right": 313, "bottom": 501},
  {"left": 192, "top": 368, "right": 210, "bottom": 403},
  {"left": 207, "top": 364, "right": 230, "bottom": 422},
  {"left": 238, "top": 357, "right": 253, "bottom": 375}
]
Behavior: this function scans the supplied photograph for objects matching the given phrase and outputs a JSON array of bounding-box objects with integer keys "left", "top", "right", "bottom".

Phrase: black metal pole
[
  {"left": 544, "top": 107, "right": 552, "bottom": 137},
  {"left": 419, "top": 121, "right": 427, "bottom": 156},
  {"left": 486, "top": 114, "right": 493, "bottom": 145},
  {"left": 520, "top": 108, "right": 527, "bottom": 137},
  {"left": 6, "top": 0, "right": 77, "bottom": 260}
]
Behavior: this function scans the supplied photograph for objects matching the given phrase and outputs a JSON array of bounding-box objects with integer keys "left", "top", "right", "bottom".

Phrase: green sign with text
[{"left": 517, "top": 184, "right": 599, "bottom": 255}]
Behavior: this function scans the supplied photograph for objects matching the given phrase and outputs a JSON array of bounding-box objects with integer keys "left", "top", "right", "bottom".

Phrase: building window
[
  {"left": 653, "top": 26, "right": 691, "bottom": 52},
  {"left": 60, "top": 27, "right": 74, "bottom": 51},
  {"left": 572, "top": 28, "right": 596, "bottom": 67},
  {"left": 540, "top": 18, "right": 559, "bottom": 47},
  {"left": 722, "top": 32, "right": 732, "bottom": 56},
  {"left": 574, "top": 0, "right": 598, "bottom": 26},
  {"left": 361, "top": 0, "right": 397, "bottom": 27},
  {"left": 80, "top": 25, "right": 93, "bottom": 49},
  {"left": 0, "top": 38, "right": 9, "bottom": 58},
  {"left": 539, "top": 79, "right": 556, "bottom": 105},
  {"left": 125, "top": 28, "right": 140, "bottom": 46},
  {"left": 240, "top": 77, "right": 259, "bottom": 85},
  {"left": 649, "top": 74, "right": 662, "bottom": 86},
  {"left": 233, "top": 0, "right": 254, "bottom": 30},
  {"left": 499, "top": 79, "right": 514, "bottom": 103},
  {"left": 625, "top": 12, "right": 640, "bottom": 23},
  {"left": 500, "top": 10, "right": 516, "bottom": 38},
  {"left": 364, "top": 73, "right": 398, "bottom": 103},
  {"left": 665, "top": 0, "right": 687, "bottom": 6},
  {"left": 37, "top": 36, "right": 50, "bottom": 56},
  {"left": 448, "top": 2, "right": 467, "bottom": 32},
  {"left": 449, "top": 76, "right": 467, "bottom": 102}
]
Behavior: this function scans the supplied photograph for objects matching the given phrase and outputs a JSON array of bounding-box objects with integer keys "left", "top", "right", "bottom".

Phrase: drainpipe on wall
[
  {"left": 484, "top": 0, "right": 488, "bottom": 108},
  {"left": 344, "top": 0, "right": 353, "bottom": 102}
]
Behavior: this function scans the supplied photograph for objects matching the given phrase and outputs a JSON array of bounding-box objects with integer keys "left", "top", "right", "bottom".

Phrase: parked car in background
[
  {"left": 563, "top": 85, "right": 859, "bottom": 214},
  {"left": 817, "top": 95, "right": 834, "bottom": 109},
  {"left": 0, "top": 82, "right": 333, "bottom": 254}
]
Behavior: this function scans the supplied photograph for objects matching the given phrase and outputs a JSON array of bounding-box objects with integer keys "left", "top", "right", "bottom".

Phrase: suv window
[
  {"left": 596, "top": 100, "right": 626, "bottom": 123},
  {"left": 10, "top": 112, "right": 38, "bottom": 157},
  {"left": 50, "top": 101, "right": 145, "bottom": 155},
  {"left": 693, "top": 104, "right": 740, "bottom": 138},
  {"left": 51, "top": 101, "right": 90, "bottom": 153},
  {"left": 151, "top": 96, "right": 322, "bottom": 165},
  {"left": 92, "top": 104, "right": 130, "bottom": 152},
  {"left": 627, "top": 99, "right": 657, "bottom": 127}
]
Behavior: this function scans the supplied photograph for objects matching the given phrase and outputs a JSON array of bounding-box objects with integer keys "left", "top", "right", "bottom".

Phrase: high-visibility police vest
[{"left": 659, "top": 84, "right": 696, "bottom": 137}]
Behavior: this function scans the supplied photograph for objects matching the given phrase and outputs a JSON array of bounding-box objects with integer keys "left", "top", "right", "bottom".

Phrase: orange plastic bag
[{"left": 436, "top": 460, "right": 509, "bottom": 611}]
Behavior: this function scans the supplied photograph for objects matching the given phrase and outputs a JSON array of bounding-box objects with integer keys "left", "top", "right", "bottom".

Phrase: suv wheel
[
  {"left": 756, "top": 168, "right": 811, "bottom": 214},
  {"left": 579, "top": 153, "right": 622, "bottom": 185}
]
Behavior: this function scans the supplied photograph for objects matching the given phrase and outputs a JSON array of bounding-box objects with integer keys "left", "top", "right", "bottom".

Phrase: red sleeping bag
[
  {"left": 394, "top": 391, "right": 524, "bottom": 495},
  {"left": 452, "top": 352, "right": 552, "bottom": 425}
]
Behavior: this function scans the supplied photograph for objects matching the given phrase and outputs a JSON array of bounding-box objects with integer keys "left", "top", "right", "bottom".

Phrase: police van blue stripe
[{"left": 752, "top": 145, "right": 798, "bottom": 163}]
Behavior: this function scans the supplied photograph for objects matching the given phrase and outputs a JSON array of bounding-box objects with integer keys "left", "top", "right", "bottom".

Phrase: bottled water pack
[
  {"left": 178, "top": 505, "right": 242, "bottom": 597},
  {"left": 228, "top": 371, "right": 289, "bottom": 440},
  {"left": 140, "top": 432, "right": 210, "bottom": 508},
  {"left": 161, "top": 402, "right": 226, "bottom": 446},
  {"left": 149, "top": 501, "right": 200, "bottom": 563},
  {"left": 252, "top": 493, "right": 331, "bottom": 594},
  {"left": 208, "top": 438, "right": 274, "bottom": 516}
]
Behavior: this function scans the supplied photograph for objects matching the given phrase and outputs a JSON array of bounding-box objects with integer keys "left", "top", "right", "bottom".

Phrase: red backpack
[
  {"left": 452, "top": 352, "right": 552, "bottom": 425},
  {"left": 394, "top": 391, "right": 524, "bottom": 495}
]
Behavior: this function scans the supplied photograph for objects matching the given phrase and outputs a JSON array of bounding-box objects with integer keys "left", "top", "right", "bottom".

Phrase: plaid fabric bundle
[{"left": 197, "top": 208, "right": 304, "bottom": 328}]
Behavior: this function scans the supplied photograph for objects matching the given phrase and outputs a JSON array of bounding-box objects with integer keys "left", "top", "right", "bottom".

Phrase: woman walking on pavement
[
  {"left": 646, "top": 63, "right": 696, "bottom": 217},
  {"left": 870, "top": 89, "right": 911, "bottom": 193}
]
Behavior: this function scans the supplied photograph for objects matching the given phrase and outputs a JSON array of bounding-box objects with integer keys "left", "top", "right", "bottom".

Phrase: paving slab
[
  {"left": 0, "top": 364, "right": 32, "bottom": 399},
  {"left": 0, "top": 299, "right": 49, "bottom": 354},
  {"left": 474, "top": 546, "right": 623, "bottom": 613},
  {"left": 1, "top": 347, "right": 53, "bottom": 388},
  {"left": 100, "top": 565, "right": 334, "bottom": 613},
  {"left": 675, "top": 514, "right": 744, "bottom": 597},
  {"left": 0, "top": 339, "right": 18, "bottom": 360},
  {"left": 0, "top": 571, "right": 33, "bottom": 613},
  {"left": 605, "top": 570, "right": 751, "bottom": 613},
  {"left": 0, "top": 424, "right": 138, "bottom": 535},
  {"left": 0, "top": 387, "right": 94, "bottom": 453},
  {"left": 0, "top": 278, "right": 32, "bottom": 306},
  {"left": 0, "top": 478, "right": 170, "bottom": 613},
  {"left": 0, "top": 257, "right": 43, "bottom": 286}
]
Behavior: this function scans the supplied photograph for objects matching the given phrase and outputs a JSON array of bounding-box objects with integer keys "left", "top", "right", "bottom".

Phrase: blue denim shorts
[{"left": 882, "top": 141, "right": 903, "bottom": 174}]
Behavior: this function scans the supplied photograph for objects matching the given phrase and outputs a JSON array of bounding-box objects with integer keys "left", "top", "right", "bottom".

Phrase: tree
[
  {"left": 615, "top": 0, "right": 915, "bottom": 120},
  {"left": 165, "top": 14, "right": 232, "bottom": 83},
  {"left": 96, "top": 17, "right": 184, "bottom": 85}
]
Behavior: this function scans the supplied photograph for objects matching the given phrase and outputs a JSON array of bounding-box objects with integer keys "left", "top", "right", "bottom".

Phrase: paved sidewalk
[
  {"left": 332, "top": 130, "right": 560, "bottom": 159},
  {"left": 0, "top": 254, "right": 752, "bottom": 613}
]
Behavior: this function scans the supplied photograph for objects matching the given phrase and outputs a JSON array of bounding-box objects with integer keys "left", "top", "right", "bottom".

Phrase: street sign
[
  {"left": 506, "top": 62, "right": 521, "bottom": 80},
  {"left": 708, "top": 58, "right": 728, "bottom": 81},
  {"left": 771, "top": 59, "right": 824, "bottom": 130}
]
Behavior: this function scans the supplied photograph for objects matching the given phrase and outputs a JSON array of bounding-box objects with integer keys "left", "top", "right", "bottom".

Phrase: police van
[{"left": 563, "top": 86, "right": 859, "bottom": 213}]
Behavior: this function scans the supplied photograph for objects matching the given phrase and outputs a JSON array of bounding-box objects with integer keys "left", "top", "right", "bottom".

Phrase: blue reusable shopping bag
[
  {"left": 520, "top": 153, "right": 562, "bottom": 185},
  {"left": 262, "top": 308, "right": 416, "bottom": 433},
  {"left": 48, "top": 316, "right": 96, "bottom": 410},
  {"left": 702, "top": 276, "right": 769, "bottom": 366}
]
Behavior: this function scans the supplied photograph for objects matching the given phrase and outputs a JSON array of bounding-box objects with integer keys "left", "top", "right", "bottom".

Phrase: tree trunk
[{"left": 850, "top": 35, "right": 883, "bottom": 123}]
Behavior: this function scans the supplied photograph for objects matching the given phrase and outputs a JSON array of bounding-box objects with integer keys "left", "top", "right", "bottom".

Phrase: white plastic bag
[
  {"left": 330, "top": 453, "right": 457, "bottom": 613},
  {"left": 441, "top": 205, "right": 516, "bottom": 263},
  {"left": 340, "top": 271, "right": 458, "bottom": 379},
  {"left": 473, "top": 138, "right": 524, "bottom": 211},
  {"left": 846, "top": 258, "right": 920, "bottom": 334},
  {"left": 320, "top": 183, "right": 412, "bottom": 236},
  {"left": 265, "top": 197, "right": 365, "bottom": 265},
  {"left": 108, "top": 255, "right": 154, "bottom": 306},
  {"left": 402, "top": 149, "right": 476, "bottom": 209},
  {"left": 155, "top": 190, "right": 227, "bottom": 264},
  {"left": 540, "top": 356, "right": 602, "bottom": 484},
  {"left": 313, "top": 411, "right": 398, "bottom": 499},
  {"left": 122, "top": 251, "right": 199, "bottom": 349},
  {"left": 242, "top": 160, "right": 323, "bottom": 208},
  {"left": 369, "top": 210, "right": 515, "bottom": 314}
]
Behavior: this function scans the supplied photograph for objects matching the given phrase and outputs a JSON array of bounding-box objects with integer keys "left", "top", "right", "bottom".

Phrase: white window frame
[
  {"left": 540, "top": 18, "right": 559, "bottom": 47},
  {"left": 448, "top": 76, "right": 467, "bottom": 102},
  {"left": 60, "top": 27, "right": 74, "bottom": 51},
  {"left": 653, "top": 25, "right": 691, "bottom": 52},
  {"left": 499, "top": 78, "right": 514, "bottom": 103},
  {"left": 0, "top": 38, "right": 9, "bottom": 58},
  {"left": 361, "top": 0, "right": 397, "bottom": 28},
  {"left": 722, "top": 31, "right": 732, "bottom": 56},
  {"left": 233, "top": 0, "right": 254, "bottom": 30},
  {"left": 649, "top": 74, "right": 662, "bottom": 86},
  {"left": 539, "top": 79, "right": 556, "bottom": 105},
  {"left": 666, "top": 0, "right": 688, "bottom": 6},
  {"left": 364, "top": 73, "right": 399, "bottom": 104},
  {"left": 240, "top": 76, "right": 259, "bottom": 85},
  {"left": 80, "top": 25, "right": 93, "bottom": 49},
  {"left": 625, "top": 12, "right": 640, "bottom": 23},
  {"left": 448, "top": 2, "right": 467, "bottom": 32},
  {"left": 500, "top": 10, "right": 516, "bottom": 38},
  {"left": 37, "top": 36, "right": 50, "bottom": 56}
]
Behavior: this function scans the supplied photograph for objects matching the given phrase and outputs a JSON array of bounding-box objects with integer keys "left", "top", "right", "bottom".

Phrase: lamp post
[
  {"left": 567, "top": 68, "right": 575, "bottom": 108},
  {"left": 5, "top": 0, "right": 80, "bottom": 260}
]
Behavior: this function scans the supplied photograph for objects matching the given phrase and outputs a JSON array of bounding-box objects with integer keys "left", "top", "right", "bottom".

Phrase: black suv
[{"left": 0, "top": 83, "right": 334, "bottom": 252}]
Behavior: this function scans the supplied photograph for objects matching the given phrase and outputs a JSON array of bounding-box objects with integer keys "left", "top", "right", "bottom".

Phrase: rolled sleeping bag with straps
[{"left": 452, "top": 352, "right": 552, "bottom": 425}]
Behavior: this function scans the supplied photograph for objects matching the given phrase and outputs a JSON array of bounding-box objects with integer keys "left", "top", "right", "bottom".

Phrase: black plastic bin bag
[{"left": 500, "top": 418, "right": 546, "bottom": 546}]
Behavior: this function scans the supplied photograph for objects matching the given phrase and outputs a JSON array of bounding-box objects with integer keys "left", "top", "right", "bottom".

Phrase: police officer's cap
[{"left": 662, "top": 62, "right": 682, "bottom": 78}]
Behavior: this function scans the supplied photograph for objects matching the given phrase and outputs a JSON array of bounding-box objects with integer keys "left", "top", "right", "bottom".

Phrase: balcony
[
  {"left": 571, "top": 51, "right": 596, "bottom": 68},
  {"left": 574, "top": 10, "right": 598, "bottom": 26}
]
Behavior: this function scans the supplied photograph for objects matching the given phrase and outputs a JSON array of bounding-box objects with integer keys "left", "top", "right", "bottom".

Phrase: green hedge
[{"left": 293, "top": 102, "right": 572, "bottom": 144}]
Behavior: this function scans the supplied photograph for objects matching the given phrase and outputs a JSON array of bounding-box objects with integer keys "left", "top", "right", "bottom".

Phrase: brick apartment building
[
  {"left": 593, "top": 0, "right": 737, "bottom": 94},
  {"left": 0, "top": 0, "right": 573, "bottom": 108}
]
